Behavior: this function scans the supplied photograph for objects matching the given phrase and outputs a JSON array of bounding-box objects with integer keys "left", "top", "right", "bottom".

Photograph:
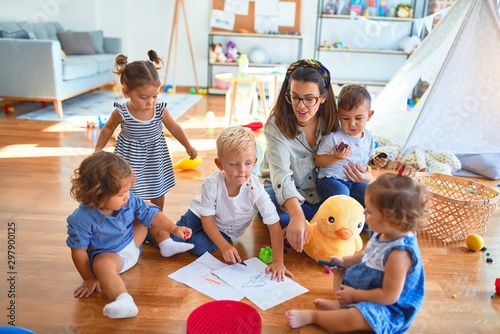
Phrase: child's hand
[
  {"left": 74, "top": 277, "right": 101, "bottom": 298},
  {"left": 265, "top": 262, "right": 293, "bottom": 282},
  {"left": 371, "top": 156, "right": 387, "bottom": 168},
  {"left": 220, "top": 244, "right": 241, "bottom": 264},
  {"left": 173, "top": 226, "right": 192, "bottom": 240},
  {"left": 335, "top": 284, "right": 356, "bottom": 306},
  {"left": 186, "top": 146, "right": 198, "bottom": 160},
  {"left": 329, "top": 256, "right": 346, "bottom": 274},
  {"left": 334, "top": 144, "right": 351, "bottom": 160}
]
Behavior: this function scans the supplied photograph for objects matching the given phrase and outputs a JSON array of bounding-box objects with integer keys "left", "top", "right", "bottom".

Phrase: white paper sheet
[
  {"left": 254, "top": 0, "right": 279, "bottom": 16},
  {"left": 213, "top": 257, "right": 309, "bottom": 310},
  {"left": 224, "top": 0, "right": 250, "bottom": 15},
  {"left": 168, "top": 252, "right": 244, "bottom": 301},
  {"left": 210, "top": 9, "right": 235, "bottom": 31},
  {"left": 278, "top": 1, "right": 296, "bottom": 27}
]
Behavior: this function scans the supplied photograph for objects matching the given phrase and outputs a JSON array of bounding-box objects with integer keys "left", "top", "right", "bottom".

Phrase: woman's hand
[
  {"left": 74, "top": 277, "right": 101, "bottom": 298},
  {"left": 285, "top": 215, "right": 307, "bottom": 253},
  {"left": 344, "top": 163, "right": 373, "bottom": 183}
]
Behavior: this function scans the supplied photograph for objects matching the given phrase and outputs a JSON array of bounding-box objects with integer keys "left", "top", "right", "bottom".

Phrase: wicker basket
[{"left": 412, "top": 172, "right": 499, "bottom": 243}]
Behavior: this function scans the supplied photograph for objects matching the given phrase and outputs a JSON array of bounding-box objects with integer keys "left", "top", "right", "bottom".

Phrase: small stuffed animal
[
  {"left": 398, "top": 35, "right": 421, "bottom": 54},
  {"left": 209, "top": 43, "right": 226, "bottom": 63},
  {"left": 303, "top": 195, "right": 364, "bottom": 262},
  {"left": 225, "top": 41, "right": 240, "bottom": 62}
]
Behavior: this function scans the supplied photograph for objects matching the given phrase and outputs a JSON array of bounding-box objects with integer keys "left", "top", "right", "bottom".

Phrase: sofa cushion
[
  {"left": 57, "top": 31, "right": 95, "bottom": 55},
  {"left": 81, "top": 54, "right": 115, "bottom": 73},
  {"left": 0, "top": 21, "right": 64, "bottom": 40},
  {"left": 32, "top": 22, "right": 64, "bottom": 40},
  {"left": 62, "top": 56, "right": 99, "bottom": 80},
  {"left": 0, "top": 29, "right": 35, "bottom": 39},
  {"left": 88, "top": 30, "right": 105, "bottom": 53}
]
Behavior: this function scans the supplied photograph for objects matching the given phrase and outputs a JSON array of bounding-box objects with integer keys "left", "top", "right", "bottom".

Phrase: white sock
[
  {"left": 103, "top": 292, "right": 138, "bottom": 319},
  {"left": 158, "top": 238, "right": 194, "bottom": 257}
]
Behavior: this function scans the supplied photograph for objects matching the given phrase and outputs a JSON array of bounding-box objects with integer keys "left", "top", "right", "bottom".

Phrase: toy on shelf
[
  {"left": 209, "top": 43, "right": 226, "bottom": 63},
  {"left": 173, "top": 156, "right": 202, "bottom": 170},
  {"left": 197, "top": 87, "right": 208, "bottom": 95},
  {"left": 398, "top": 35, "right": 422, "bottom": 54},
  {"left": 249, "top": 49, "right": 266, "bottom": 64},
  {"left": 396, "top": 4, "right": 413, "bottom": 18},
  {"left": 225, "top": 41, "right": 240, "bottom": 62},
  {"left": 259, "top": 246, "right": 273, "bottom": 264},
  {"left": 303, "top": 195, "right": 364, "bottom": 262}
]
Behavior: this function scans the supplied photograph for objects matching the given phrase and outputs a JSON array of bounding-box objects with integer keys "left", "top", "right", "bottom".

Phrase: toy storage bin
[{"left": 413, "top": 172, "right": 499, "bottom": 243}]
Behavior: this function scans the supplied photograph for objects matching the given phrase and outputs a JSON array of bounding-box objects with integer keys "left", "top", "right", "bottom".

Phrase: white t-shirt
[
  {"left": 317, "top": 128, "right": 375, "bottom": 181},
  {"left": 189, "top": 171, "right": 279, "bottom": 238}
]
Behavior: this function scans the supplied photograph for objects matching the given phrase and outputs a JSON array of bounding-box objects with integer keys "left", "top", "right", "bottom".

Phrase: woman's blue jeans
[
  {"left": 316, "top": 177, "right": 368, "bottom": 207},
  {"left": 264, "top": 186, "right": 323, "bottom": 228}
]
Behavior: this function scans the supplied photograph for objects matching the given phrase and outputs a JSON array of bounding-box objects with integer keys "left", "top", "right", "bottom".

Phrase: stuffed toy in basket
[{"left": 303, "top": 195, "right": 365, "bottom": 262}]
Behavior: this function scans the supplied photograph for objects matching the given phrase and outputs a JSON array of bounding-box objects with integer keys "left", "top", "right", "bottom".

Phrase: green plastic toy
[{"left": 259, "top": 246, "right": 273, "bottom": 264}]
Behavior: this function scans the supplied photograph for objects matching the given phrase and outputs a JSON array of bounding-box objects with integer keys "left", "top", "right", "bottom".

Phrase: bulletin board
[{"left": 210, "top": 0, "right": 301, "bottom": 34}]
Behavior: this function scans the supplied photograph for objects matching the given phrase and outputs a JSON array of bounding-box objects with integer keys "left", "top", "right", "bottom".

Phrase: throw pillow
[
  {"left": 57, "top": 31, "right": 95, "bottom": 55},
  {"left": 0, "top": 29, "right": 35, "bottom": 39},
  {"left": 88, "top": 30, "right": 105, "bottom": 54},
  {"left": 456, "top": 153, "right": 500, "bottom": 180}
]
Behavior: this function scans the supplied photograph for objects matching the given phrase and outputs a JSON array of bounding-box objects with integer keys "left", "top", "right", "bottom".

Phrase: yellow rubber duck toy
[
  {"left": 173, "top": 156, "right": 202, "bottom": 170},
  {"left": 303, "top": 195, "right": 364, "bottom": 262}
]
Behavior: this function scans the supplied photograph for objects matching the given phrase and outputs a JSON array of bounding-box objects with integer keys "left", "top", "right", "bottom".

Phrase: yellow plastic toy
[
  {"left": 466, "top": 234, "right": 484, "bottom": 251},
  {"left": 173, "top": 156, "right": 202, "bottom": 170},
  {"left": 303, "top": 195, "right": 365, "bottom": 262}
]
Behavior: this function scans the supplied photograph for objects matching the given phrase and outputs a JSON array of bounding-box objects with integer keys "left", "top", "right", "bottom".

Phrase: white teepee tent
[{"left": 368, "top": 0, "right": 500, "bottom": 155}]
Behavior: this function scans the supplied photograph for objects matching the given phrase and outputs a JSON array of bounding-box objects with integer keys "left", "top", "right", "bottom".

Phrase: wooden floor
[{"left": 0, "top": 93, "right": 499, "bottom": 333}]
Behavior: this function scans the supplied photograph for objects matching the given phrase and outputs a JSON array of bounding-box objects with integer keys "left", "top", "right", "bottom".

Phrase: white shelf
[
  {"left": 207, "top": 32, "right": 302, "bottom": 94},
  {"left": 317, "top": 48, "right": 410, "bottom": 55},
  {"left": 314, "top": 0, "right": 425, "bottom": 85},
  {"left": 209, "top": 32, "right": 302, "bottom": 40},
  {"left": 319, "top": 14, "right": 417, "bottom": 22}
]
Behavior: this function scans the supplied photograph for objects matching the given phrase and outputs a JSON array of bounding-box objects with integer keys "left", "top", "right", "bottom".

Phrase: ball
[
  {"left": 249, "top": 49, "right": 267, "bottom": 64},
  {"left": 466, "top": 234, "right": 484, "bottom": 251}
]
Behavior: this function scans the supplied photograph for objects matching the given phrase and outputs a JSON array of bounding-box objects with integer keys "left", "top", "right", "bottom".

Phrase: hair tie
[{"left": 285, "top": 59, "right": 331, "bottom": 88}]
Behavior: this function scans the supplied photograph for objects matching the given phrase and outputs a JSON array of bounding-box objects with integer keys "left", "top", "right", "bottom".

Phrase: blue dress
[
  {"left": 342, "top": 232, "right": 424, "bottom": 334},
  {"left": 114, "top": 102, "right": 175, "bottom": 199}
]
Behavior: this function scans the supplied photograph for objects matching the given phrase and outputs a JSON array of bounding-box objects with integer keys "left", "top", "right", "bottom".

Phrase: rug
[{"left": 17, "top": 90, "right": 203, "bottom": 123}]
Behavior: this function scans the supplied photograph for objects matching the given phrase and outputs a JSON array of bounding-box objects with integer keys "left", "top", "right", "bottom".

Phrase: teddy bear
[
  {"left": 303, "top": 195, "right": 365, "bottom": 263},
  {"left": 398, "top": 35, "right": 422, "bottom": 54},
  {"left": 209, "top": 43, "right": 226, "bottom": 63},
  {"left": 225, "top": 41, "right": 240, "bottom": 62}
]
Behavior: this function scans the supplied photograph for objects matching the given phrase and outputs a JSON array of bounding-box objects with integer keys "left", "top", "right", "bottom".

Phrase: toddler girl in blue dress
[{"left": 286, "top": 173, "right": 429, "bottom": 333}]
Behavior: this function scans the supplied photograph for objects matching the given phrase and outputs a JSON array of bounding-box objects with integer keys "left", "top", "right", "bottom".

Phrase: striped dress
[{"left": 114, "top": 102, "right": 175, "bottom": 199}]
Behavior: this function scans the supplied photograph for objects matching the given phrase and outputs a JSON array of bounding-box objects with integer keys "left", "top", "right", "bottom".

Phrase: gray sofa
[{"left": 0, "top": 21, "right": 121, "bottom": 118}]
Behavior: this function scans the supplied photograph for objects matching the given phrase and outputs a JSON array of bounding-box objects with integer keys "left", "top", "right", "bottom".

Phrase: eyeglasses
[{"left": 285, "top": 93, "right": 321, "bottom": 107}]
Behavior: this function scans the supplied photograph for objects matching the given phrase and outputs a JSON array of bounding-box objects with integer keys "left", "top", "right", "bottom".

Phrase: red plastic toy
[
  {"left": 241, "top": 121, "right": 263, "bottom": 131},
  {"left": 495, "top": 278, "right": 500, "bottom": 295}
]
